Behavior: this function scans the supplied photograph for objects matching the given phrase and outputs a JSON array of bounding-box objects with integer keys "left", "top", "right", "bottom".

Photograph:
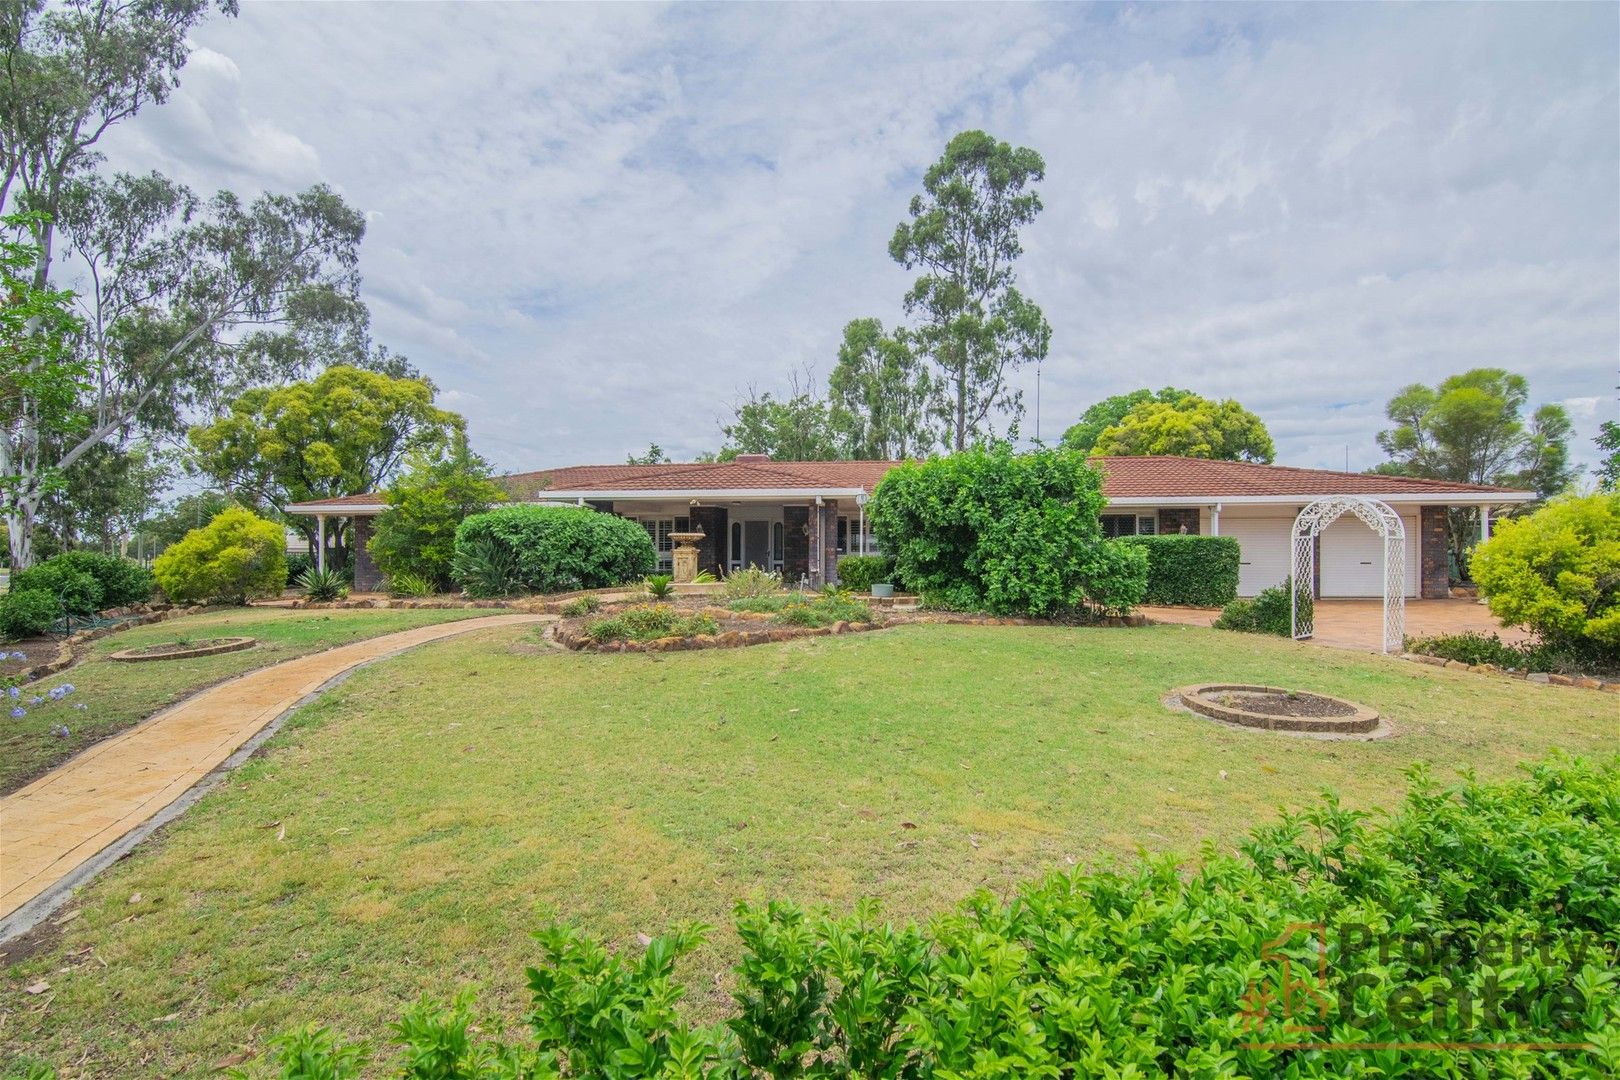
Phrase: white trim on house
[
  {"left": 541, "top": 487, "right": 871, "bottom": 501},
  {"left": 1101, "top": 492, "right": 1530, "bottom": 508}
]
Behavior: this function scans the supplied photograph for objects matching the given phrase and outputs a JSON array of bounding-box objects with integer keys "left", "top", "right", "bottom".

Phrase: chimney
[{"left": 733, "top": 453, "right": 771, "bottom": 464}]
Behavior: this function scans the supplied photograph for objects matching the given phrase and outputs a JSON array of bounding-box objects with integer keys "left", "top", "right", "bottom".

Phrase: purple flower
[
  {"left": 73, "top": 703, "right": 88, "bottom": 711},
  {"left": 59, "top": 684, "right": 74, "bottom": 694},
  {"left": 5, "top": 686, "right": 18, "bottom": 699},
  {"left": 9, "top": 706, "right": 25, "bottom": 719},
  {"left": 50, "top": 724, "right": 70, "bottom": 739},
  {"left": 28, "top": 696, "right": 42, "bottom": 706},
  {"left": 8, "top": 651, "right": 25, "bottom": 661}
]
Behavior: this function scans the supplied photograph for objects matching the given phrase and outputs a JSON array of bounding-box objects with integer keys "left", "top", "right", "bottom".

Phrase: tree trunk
[{"left": 6, "top": 496, "right": 37, "bottom": 570}]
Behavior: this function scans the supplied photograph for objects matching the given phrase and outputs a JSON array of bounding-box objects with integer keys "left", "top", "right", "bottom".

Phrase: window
[
  {"left": 1100, "top": 514, "right": 1137, "bottom": 539},
  {"left": 837, "top": 515, "right": 880, "bottom": 556},
  {"left": 1136, "top": 515, "right": 1158, "bottom": 536},
  {"left": 730, "top": 521, "right": 743, "bottom": 571},
  {"left": 772, "top": 522, "right": 784, "bottom": 569},
  {"left": 639, "top": 517, "right": 690, "bottom": 572},
  {"left": 836, "top": 517, "right": 848, "bottom": 555}
]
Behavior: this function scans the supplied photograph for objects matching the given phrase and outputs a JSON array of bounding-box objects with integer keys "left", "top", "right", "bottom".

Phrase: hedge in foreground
[
  {"left": 10, "top": 551, "right": 154, "bottom": 614},
  {"left": 1120, "top": 534, "right": 1239, "bottom": 607},
  {"left": 452, "top": 505, "right": 656, "bottom": 596},
  {"left": 833, "top": 554, "right": 893, "bottom": 592},
  {"left": 152, "top": 507, "right": 288, "bottom": 604},
  {"left": 258, "top": 755, "right": 1619, "bottom": 1078}
]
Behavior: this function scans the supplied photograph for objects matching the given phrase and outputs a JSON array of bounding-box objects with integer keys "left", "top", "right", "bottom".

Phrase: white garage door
[
  {"left": 1221, "top": 517, "right": 1293, "bottom": 597},
  {"left": 1320, "top": 513, "right": 1419, "bottom": 597}
]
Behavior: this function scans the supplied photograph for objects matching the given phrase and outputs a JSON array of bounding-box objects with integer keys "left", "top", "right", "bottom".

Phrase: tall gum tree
[{"left": 889, "top": 131, "right": 1050, "bottom": 452}]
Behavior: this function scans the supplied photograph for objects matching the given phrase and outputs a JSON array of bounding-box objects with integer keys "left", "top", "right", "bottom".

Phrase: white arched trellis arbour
[{"left": 1291, "top": 496, "right": 1406, "bottom": 654}]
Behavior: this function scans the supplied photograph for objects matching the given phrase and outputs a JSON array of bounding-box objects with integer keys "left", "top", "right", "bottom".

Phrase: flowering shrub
[
  {"left": 4, "top": 670, "right": 83, "bottom": 729},
  {"left": 261, "top": 754, "right": 1620, "bottom": 1077},
  {"left": 453, "top": 505, "right": 656, "bottom": 595},
  {"left": 722, "top": 566, "right": 782, "bottom": 600},
  {"left": 586, "top": 604, "right": 718, "bottom": 643}
]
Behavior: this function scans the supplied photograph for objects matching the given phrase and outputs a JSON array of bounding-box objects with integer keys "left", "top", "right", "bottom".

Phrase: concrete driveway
[{"left": 1140, "top": 598, "right": 1530, "bottom": 653}]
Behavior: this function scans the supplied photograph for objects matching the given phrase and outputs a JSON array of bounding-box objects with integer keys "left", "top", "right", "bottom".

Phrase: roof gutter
[
  {"left": 1103, "top": 492, "right": 1535, "bottom": 507},
  {"left": 285, "top": 502, "right": 387, "bottom": 516},
  {"left": 538, "top": 487, "right": 872, "bottom": 500}
]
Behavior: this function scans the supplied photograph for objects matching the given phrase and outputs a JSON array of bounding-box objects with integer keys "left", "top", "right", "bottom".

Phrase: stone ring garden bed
[
  {"left": 108, "top": 636, "right": 258, "bottom": 663},
  {"left": 1168, "top": 683, "right": 1389, "bottom": 739}
]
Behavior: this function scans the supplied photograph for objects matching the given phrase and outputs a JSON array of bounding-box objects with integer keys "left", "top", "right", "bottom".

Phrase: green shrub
[
  {"left": 1471, "top": 494, "right": 1620, "bottom": 661},
  {"left": 726, "top": 595, "right": 788, "bottom": 614},
  {"left": 369, "top": 434, "right": 507, "bottom": 589},
  {"left": 770, "top": 593, "right": 873, "bottom": 628},
  {"left": 8, "top": 564, "right": 101, "bottom": 615},
  {"left": 869, "top": 443, "right": 1145, "bottom": 616},
  {"left": 453, "top": 505, "right": 656, "bottom": 595},
  {"left": 1406, "top": 630, "right": 1527, "bottom": 667},
  {"left": 0, "top": 588, "right": 61, "bottom": 639},
  {"left": 151, "top": 507, "right": 288, "bottom": 604},
  {"left": 386, "top": 571, "right": 437, "bottom": 598},
  {"left": 644, "top": 574, "right": 675, "bottom": 599},
  {"left": 294, "top": 567, "right": 348, "bottom": 602},
  {"left": 1216, "top": 578, "right": 1311, "bottom": 637},
  {"left": 450, "top": 536, "right": 522, "bottom": 598},
  {"left": 285, "top": 552, "right": 314, "bottom": 583},
  {"left": 1120, "top": 534, "right": 1239, "bottom": 607},
  {"left": 559, "top": 594, "right": 602, "bottom": 618},
  {"left": 723, "top": 566, "right": 783, "bottom": 600},
  {"left": 263, "top": 754, "right": 1620, "bottom": 1076},
  {"left": 835, "top": 555, "right": 894, "bottom": 592},
  {"left": 586, "top": 604, "right": 718, "bottom": 643},
  {"left": 12, "top": 551, "right": 153, "bottom": 610}
]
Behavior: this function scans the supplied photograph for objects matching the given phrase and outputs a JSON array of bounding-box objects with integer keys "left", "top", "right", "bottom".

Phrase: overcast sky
[{"left": 100, "top": 1, "right": 1618, "bottom": 477}]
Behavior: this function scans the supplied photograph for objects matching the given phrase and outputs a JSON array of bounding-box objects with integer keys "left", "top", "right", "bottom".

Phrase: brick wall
[
  {"left": 783, "top": 506, "right": 810, "bottom": 584},
  {"left": 1419, "top": 505, "right": 1450, "bottom": 599},
  {"left": 1157, "top": 508, "right": 1200, "bottom": 535},
  {"left": 351, "top": 517, "right": 384, "bottom": 592}
]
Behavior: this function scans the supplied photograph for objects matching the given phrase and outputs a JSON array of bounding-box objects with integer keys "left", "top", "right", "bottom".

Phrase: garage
[
  {"left": 1220, "top": 516, "right": 1293, "bottom": 597},
  {"left": 1319, "top": 512, "right": 1419, "bottom": 597}
]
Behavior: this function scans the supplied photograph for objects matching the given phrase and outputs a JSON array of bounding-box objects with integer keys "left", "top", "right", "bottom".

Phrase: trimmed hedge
[
  {"left": 262, "top": 754, "right": 1620, "bottom": 1076},
  {"left": 452, "top": 505, "right": 656, "bottom": 595},
  {"left": 1120, "top": 534, "right": 1239, "bottom": 607},
  {"left": 835, "top": 555, "right": 894, "bottom": 592}
]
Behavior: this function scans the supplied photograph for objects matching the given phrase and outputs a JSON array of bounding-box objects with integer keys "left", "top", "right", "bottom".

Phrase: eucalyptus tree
[
  {"left": 828, "top": 318, "right": 935, "bottom": 459},
  {"left": 888, "top": 130, "right": 1051, "bottom": 452}
]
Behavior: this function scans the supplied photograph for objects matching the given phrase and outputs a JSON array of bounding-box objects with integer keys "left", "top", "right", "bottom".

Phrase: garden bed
[{"left": 1170, "top": 683, "right": 1388, "bottom": 738}]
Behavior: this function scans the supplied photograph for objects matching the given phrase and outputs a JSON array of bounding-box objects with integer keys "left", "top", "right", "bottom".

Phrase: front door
[{"left": 744, "top": 520, "right": 770, "bottom": 569}]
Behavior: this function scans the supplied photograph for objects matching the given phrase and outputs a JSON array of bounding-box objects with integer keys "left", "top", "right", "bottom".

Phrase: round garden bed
[
  {"left": 108, "top": 636, "right": 258, "bottom": 663},
  {"left": 1169, "top": 683, "right": 1388, "bottom": 738}
]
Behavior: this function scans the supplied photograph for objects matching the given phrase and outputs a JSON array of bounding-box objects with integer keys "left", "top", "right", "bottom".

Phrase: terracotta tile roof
[
  {"left": 1089, "top": 456, "right": 1529, "bottom": 499},
  {"left": 287, "top": 455, "right": 1529, "bottom": 513},
  {"left": 503, "top": 459, "right": 906, "bottom": 497}
]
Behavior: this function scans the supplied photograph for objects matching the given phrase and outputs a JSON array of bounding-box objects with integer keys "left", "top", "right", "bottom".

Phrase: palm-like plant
[
  {"left": 644, "top": 574, "right": 675, "bottom": 600},
  {"left": 295, "top": 567, "right": 349, "bottom": 602}
]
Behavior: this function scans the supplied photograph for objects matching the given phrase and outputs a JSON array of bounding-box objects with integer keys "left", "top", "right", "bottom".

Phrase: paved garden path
[{"left": 0, "top": 613, "right": 549, "bottom": 933}]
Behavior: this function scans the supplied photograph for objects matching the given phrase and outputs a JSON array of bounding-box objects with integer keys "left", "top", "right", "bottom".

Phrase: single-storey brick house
[{"left": 288, "top": 454, "right": 1532, "bottom": 598}]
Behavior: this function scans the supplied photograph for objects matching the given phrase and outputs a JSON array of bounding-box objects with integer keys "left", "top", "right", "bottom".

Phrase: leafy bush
[
  {"left": 0, "top": 589, "right": 60, "bottom": 639},
  {"left": 1471, "top": 494, "right": 1620, "bottom": 660},
  {"left": 263, "top": 754, "right": 1620, "bottom": 1077},
  {"left": 369, "top": 434, "right": 507, "bottom": 589},
  {"left": 151, "top": 507, "right": 289, "bottom": 604},
  {"left": 644, "top": 574, "right": 675, "bottom": 599},
  {"left": 559, "top": 594, "right": 602, "bottom": 618},
  {"left": 386, "top": 570, "right": 437, "bottom": 598},
  {"left": 453, "top": 505, "right": 656, "bottom": 595},
  {"left": 1405, "top": 630, "right": 1528, "bottom": 667},
  {"left": 693, "top": 569, "right": 718, "bottom": 584},
  {"left": 726, "top": 595, "right": 790, "bottom": 614},
  {"left": 586, "top": 604, "right": 718, "bottom": 643},
  {"left": 723, "top": 566, "right": 782, "bottom": 600},
  {"left": 835, "top": 555, "right": 894, "bottom": 592},
  {"left": 285, "top": 552, "right": 313, "bottom": 583},
  {"left": 770, "top": 593, "right": 873, "bottom": 628},
  {"left": 869, "top": 443, "right": 1145, "bottom": 616},
  {"left": 8, "top": 564, "right": 101, "bottom": 615},
  {"left": 294, "top": 567, "right": 348, "bottom": 602},
  {"left": 1215, "top": 578, "right": 1311, "bottom": 637},
  {"left": 1120, "top": 534, "right": 1239, "bottom": 607},
  {"left": 12, "top": 551, "right": 153, "bottom": 610},
  {"left": 450, "top": 536, "right": 522, "bottom": 598}
]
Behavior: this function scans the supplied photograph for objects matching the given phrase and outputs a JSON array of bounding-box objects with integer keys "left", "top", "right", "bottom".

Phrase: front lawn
[
  {"left": 0, "top": 606, "right": 489, "bottom": 794},
  {"left": 1, "top": 622, "right": 1614, "bottom": 1075}
]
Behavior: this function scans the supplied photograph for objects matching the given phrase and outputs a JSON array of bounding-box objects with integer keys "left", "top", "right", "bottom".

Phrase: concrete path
[
  {"left": 0, "top": 613, "right": 547, "bottom": 932},
  {"left": 1140, "top": 598, "right": 1530, "bottom": 652}
]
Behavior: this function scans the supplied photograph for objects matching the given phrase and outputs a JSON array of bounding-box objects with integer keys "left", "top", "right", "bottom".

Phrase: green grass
[
  {"left": 1, "top": 623, "right": 1615, "bottom": 1076},
  {"left": 0, "top": 606, "right": 488, "bottom": 794}
]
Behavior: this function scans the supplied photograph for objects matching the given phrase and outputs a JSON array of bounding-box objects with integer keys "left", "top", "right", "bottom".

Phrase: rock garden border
[
  {"left": 1168, "top": 683, "right": 1392, "bottom": 740},
  {"left": 107, "top": 636, "right": 258, "bottom": 663},
  {"left": 5, "top": 604, "right": 232, "bottom": 685},
  {"left": 1399, "top": 651, "right": 1620, "bottom": 694}
]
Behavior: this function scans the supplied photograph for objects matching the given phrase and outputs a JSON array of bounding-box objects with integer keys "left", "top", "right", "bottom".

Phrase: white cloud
[{"left": 95, "top": 2, "right": 1617, "bottom": 475}]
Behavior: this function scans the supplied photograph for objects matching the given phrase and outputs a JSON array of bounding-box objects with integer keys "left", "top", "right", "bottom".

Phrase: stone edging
[
  {"left": 108, "top": 636, "right": 258, "bottom": 663},
  {"left": 1173, "top": 683, "right": 1382, "bottom": 735},
  {"left": 551, "top": 614, "right": 885, "bottom": 652},
  {"left": 9, "top": 605, "right": 233, "bottom": 685},
  {"left": 1399, "top": 652, "right": 1620, "bottom": 694}
]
